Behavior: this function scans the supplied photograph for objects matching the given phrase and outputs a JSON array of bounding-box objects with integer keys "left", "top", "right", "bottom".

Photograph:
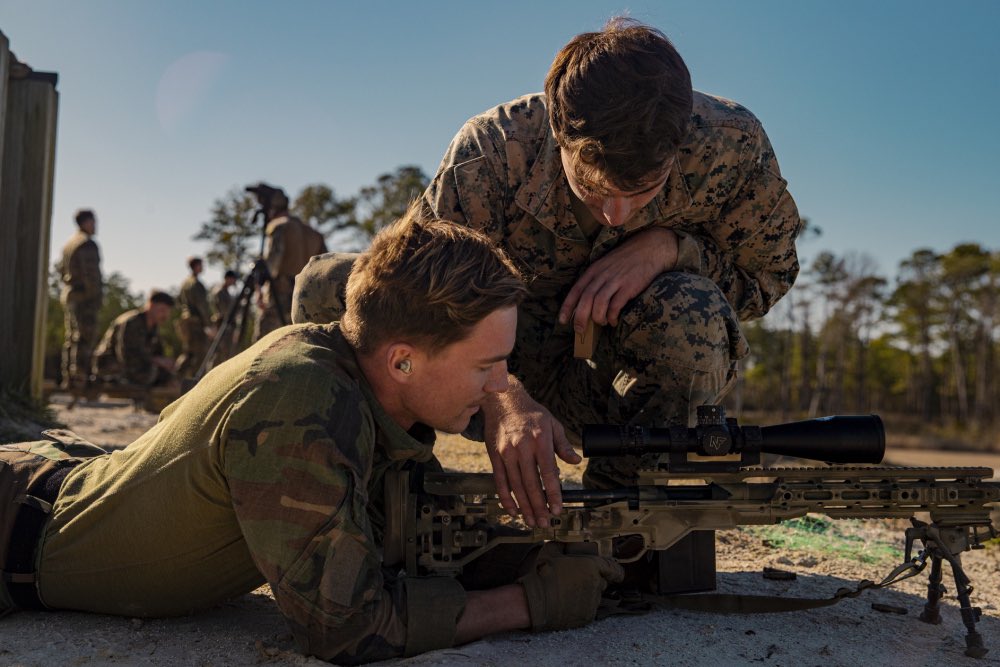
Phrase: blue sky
[{"left": 1, "top": 0, "right": 998, "bottom": 297}]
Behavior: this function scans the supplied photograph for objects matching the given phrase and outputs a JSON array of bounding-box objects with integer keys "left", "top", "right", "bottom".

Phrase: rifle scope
[{"left": 582, "top": 406, "right": 885, "bottom": 467}]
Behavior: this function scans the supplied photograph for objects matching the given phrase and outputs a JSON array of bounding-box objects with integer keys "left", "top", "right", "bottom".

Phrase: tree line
[{"left": 735, "top": 235, "right": 999, "bottom": 436}]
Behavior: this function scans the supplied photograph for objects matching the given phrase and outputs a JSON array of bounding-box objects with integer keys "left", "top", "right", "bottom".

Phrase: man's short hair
[
  {"left": 74, "top": 209, "right": 95, "bottom": 227},
  {"left": 341, "top": 204, "right": 527, "bottom": 355},
  {"left": 148, "top": 290, "right": 175, "bottom": 307},
  {"left": 187, "top": 256, "right": 203, "bottom": 271},
  {"left": 545, "top": 16, "right": 693, "bottom": 193},
  {"left": 224, "top": 270, "right": 238, "bottom": 280}
]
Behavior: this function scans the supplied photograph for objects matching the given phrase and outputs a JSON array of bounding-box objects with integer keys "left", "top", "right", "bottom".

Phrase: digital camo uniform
[
  {"left": 2, "top": 324, "right": 466, "bottom": 663},
  {"left": 57, "top": 229, "right": 103, "bottom": 386},
  {"left": 258, "top": 215, "right": 328, "bottom": 339},
  {"left": 211, "top": 282, "right": 237, "bottom": 361},
  {"left": 91, "top": 308, "right": 166, "bottom": 386},
  {"left": 294, "top": 92, "right": 801, "bottom": 488},
  {"left": 176, "top": 273, "right": 212, "bottom": 378}
]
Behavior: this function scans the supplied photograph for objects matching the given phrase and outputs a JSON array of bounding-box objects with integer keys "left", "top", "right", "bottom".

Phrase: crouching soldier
[
  {"left": 0, "top": 205, "right": 622, "bottom": 664},
  {"left": 91, "top": 290, "right": 176, "bottom": 387}
]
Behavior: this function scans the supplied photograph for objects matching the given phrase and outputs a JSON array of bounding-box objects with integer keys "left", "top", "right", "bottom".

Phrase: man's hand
[
  {"left": 518, "top": 542, "right": 624, "bottom": 632},
  {"left": 482, "top": 380, "right": 581, "bottom": 528},
  {"left": 559, "top": 227, "right": 679, "bottom": 332}
]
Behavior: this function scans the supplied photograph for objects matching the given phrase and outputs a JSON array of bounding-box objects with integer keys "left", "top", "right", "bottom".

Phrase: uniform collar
[
  {"left": 514, "top": 129, "right": 587, "bottom": 243},
  {"left": 327, "top": 325, "right": 436, "bottom": 463},
  {"left": 620, "top": 153, "right": 692, "bottom": 233}
]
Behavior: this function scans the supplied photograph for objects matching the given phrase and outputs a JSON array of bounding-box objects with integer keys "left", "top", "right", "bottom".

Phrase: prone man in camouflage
[
  {"left": 175, "top": 256, "right": 213, "bottom": 379},
  {"left": 0, "top": 208, "right": 622, "bottom": 664},
  {"left": 91, "top": 290, "right": 176, "bottom": 386},
  {"left": 255, "top": 186, "right": 327, "bottom": 340},
  {"left": 293, "top": 18, "right": 802, "bottom": 528},
  {"left": 56, "top": 209, "right": 103, "bottom": 389}
]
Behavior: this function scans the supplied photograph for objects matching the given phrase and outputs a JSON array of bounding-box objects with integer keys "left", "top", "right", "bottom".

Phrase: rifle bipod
[{"left": 904, "top": 518, "right": 997, "bottom": 659}]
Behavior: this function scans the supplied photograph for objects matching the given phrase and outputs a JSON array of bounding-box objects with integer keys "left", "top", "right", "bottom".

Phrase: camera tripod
[{"left": 191, "top": 207, "right": 289, "bottom": 385}]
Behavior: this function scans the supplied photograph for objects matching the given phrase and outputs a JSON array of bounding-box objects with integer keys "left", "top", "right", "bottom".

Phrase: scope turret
[{"left": 582, "top": 406, "right": 885, "bottom": 472}]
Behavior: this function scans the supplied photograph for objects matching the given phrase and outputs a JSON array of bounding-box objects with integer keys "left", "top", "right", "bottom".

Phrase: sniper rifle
[{"left": 383, "top": 406, "right": 1000, "bottom": 658}]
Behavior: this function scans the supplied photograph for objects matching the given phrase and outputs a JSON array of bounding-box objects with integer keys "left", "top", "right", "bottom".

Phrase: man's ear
[{"left": 386, "top": 343, "right": 417, "bottom": 383}]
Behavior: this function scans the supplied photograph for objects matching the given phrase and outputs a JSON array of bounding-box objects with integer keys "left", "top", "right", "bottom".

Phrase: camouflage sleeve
[
  {"left": 672, "top": 124, "right": 802, "bottom": 320},
  {"left": 222, "top": 360, "right": 465, "bottom": 663},
  {"left": 74, "top": 240, "right": 103, "bottom": 301},
  {"left": 210, "top": 289, "right": 222, "bottom": 325},
  {"left": 264, "top": 222, "right": 285, "bottom": 282},
  {"left": 119, "top": 316, "right": 153, "bottom": 382},
  {"left": 191, "top": 281, "right": 212, "bottom": 325},
  {"left": 211, "top": 288, "right": 233, "bottom": 326}
]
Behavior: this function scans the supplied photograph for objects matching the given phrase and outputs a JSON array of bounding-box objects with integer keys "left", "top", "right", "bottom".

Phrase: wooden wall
[{"left": 0, "top": 31, "right": 60, "bottom": 400}]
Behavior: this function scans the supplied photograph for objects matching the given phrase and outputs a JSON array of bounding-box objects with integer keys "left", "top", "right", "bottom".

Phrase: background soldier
[
  {"left": 56, "top": 209, "right": 103, "bottom": 390},
  {"left": 255, "top": 186, "right": 327, "bottom": 340},
  {"left": 175, "top": 257, "right": 213, "bottom": 379},
  {"left": 210, "top": 269, "right": 238, "bottom": 362},
  {"left": 92, "top": 290, "right": 176, "bottom": 386}
]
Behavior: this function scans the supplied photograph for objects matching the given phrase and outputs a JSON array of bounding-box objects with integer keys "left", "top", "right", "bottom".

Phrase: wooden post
[{"left": 0, "top": 33, "right": 59, "bottom": 400}]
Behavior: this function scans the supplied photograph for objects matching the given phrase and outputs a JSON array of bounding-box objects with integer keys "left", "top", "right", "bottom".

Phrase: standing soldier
[
  {"left": 176, "top": 257, "right": 213, "bottom": 379},
  {"left": 210, "top": 269, "right": 238, "bottom": 362},
  {"left": 256, "top": 187, "right": 327, "bottom": 340},
  {"left": 57, "top": 209, "right": 103, "bottom": 390}
]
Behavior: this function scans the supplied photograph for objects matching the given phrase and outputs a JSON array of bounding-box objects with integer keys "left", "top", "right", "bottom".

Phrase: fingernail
[{"left": 538, "top": 517, "right": 549, "bottom": 528}]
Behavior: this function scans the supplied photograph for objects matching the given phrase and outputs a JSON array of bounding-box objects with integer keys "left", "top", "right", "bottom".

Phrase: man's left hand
[{"left": 558, "top": 227, "right": 679, "bottom": 332}]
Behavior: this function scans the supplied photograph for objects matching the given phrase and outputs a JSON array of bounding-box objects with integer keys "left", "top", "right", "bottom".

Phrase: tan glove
[{"left": 518, "top": 542, "right": 624, "bottom": 632}]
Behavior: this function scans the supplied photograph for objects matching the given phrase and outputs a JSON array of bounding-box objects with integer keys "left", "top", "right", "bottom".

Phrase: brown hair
[
  {"left": 74, "top": 209, "right": 95, "bottom": 227},
  {"left": 545, "top": 16, "right": 692, "bottom": 194},
  {"left": 341, "top": 204, "right": 527, "bottom": 355},
  {"left": 148, "top": 290, "right": 175, "bottom": 307}
]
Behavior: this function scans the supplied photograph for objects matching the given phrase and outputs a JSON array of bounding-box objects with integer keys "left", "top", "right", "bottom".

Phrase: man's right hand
[
  {"left": 518, "top": 542, "right": 624, "bottom": 632},
  {"left": 481, "top": 380, "right": 581, "bottom": 528}
]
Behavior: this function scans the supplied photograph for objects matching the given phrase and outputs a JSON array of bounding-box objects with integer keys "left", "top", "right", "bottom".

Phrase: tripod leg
[{"left": 193, "top": 268, "right": 257, "bottom": 382}]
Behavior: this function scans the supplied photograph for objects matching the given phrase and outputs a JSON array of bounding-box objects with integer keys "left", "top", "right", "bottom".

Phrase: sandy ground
[{"left": 2, "top": 395, "right": 998, "bottom": 667}]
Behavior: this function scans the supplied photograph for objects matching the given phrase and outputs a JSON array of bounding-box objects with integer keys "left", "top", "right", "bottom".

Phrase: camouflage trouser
[
  {"left": 512, "top": 272, "right": 748, "bottom": 489},
  {"left": 290, "top": 255, "right": 749, "bottom": 489},
  {"left": 175, "top": 316, "right": 209, "bottom": 379},
  {"left": 61, "top": 298, "right": 100, "bottom": 386}
]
